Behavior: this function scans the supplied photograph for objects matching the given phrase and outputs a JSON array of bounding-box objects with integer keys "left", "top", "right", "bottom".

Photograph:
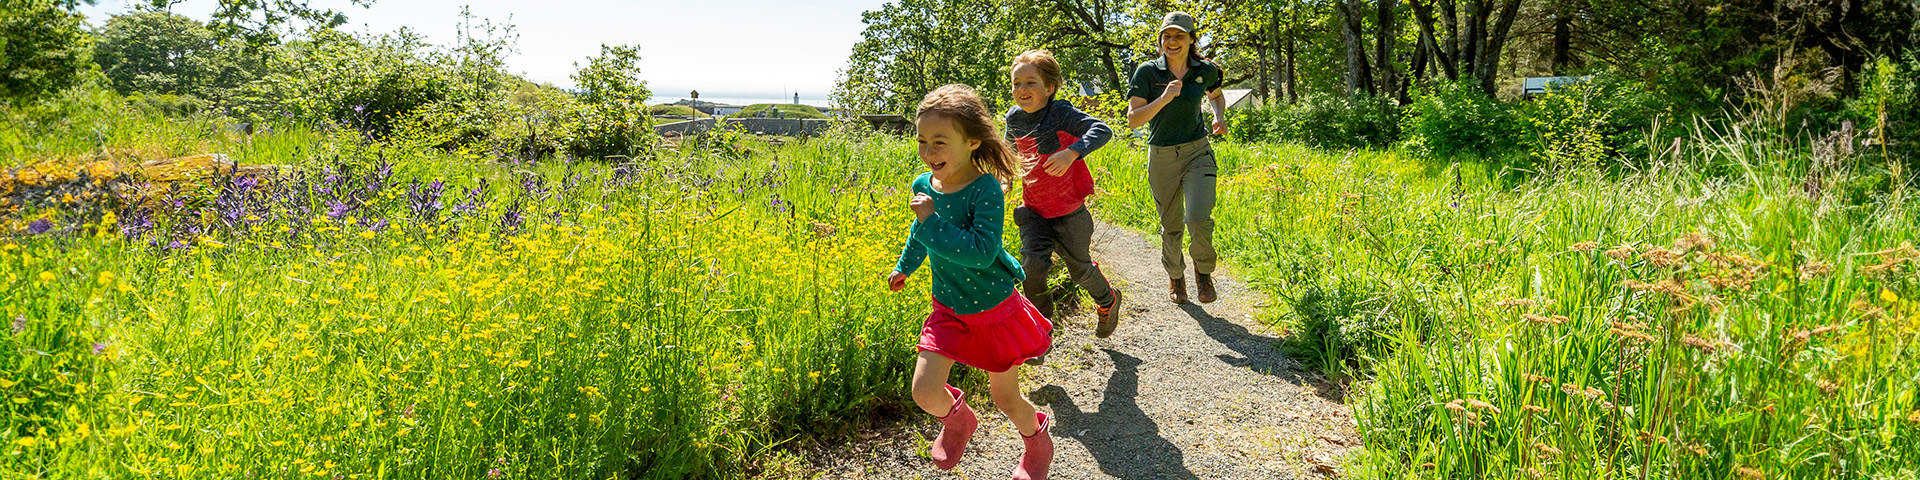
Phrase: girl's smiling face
[
  {"left": 916, "top": 113, "right": 981, "bottom": 181},
  {"left": 1010, "top": 63, "right": 1054, "bottom": 113},
  {"left": 1159, "top": 28, "right": 1193, "bottom": 59}
]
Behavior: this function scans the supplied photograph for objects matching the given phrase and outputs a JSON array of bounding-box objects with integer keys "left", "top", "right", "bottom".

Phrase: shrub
[
  {"left": 1281, "top": 274, "right": 1409, "bottom": 376},
  {"left": 557, "top": 100, "right": 653, "bottom": 161},
  {"left": 553, "top": 44, "right": 655, "bottom": 161},
  {"left": 1514, "top": 74, "right": 1665, "bottom": 171},
  {"left": 1229, "top": 93, "right": 1400, "bottom": 150},
  {"left": 0, "top": 0, "right": 93, "bottom": 105},
  {"left": 1400, "top": 80, "right": 1522, "bottom": 159},
  {"left": 1847, "top": 52, "right": 1920, "bottom": 177}
]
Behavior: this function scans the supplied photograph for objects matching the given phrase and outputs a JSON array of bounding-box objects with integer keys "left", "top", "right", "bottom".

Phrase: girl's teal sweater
[{"left": 893, "top": 172, "right": 1026, "bottom": 315}]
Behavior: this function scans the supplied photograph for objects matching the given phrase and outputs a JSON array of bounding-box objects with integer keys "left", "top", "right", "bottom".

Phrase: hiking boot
[
  {"left": 1168, "top": 278, "right": 1188, "bottom": 304},
  {"left": 929, "top": 385, "right": 978, "bottom": 470},
  {"left": 1094, "top": 289, "right": 1122, "bottom": 338},
  {"left": 1010, "top": 412, "right": 1053, "bottom": 480},
  {"left": 1196, "top": 274, "right": 1217, "bottom": 304}
]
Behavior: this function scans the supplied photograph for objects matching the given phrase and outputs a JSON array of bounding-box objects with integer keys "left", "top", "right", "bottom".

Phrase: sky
[{"left": 77, "top": 0, "right": 893, "bottom": 106}]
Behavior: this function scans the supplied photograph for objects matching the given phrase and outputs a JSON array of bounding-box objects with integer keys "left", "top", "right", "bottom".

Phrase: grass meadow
[
  {"left": 1, "top": 100, "right": 983, "bottom": 478},
  {"left": 1086, "top": 131, "right": 1920, "bottom": 478},
  {"left": 3, "top": 88, "right": 1918, "bottom": 479}
]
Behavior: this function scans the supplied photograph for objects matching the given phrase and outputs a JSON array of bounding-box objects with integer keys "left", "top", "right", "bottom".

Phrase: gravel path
[{"left": 791, "top": 219, "right": 1359, "bottom": 479}]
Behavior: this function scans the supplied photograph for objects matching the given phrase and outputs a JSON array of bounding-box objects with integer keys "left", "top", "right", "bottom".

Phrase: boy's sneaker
[{"left": 1094, "top": 290, "right": 1122, "bottom": 338}]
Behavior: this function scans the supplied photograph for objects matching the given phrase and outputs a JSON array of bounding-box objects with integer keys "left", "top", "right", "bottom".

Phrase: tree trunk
[
  {"left": 1550, "top": 2, "right": 1572, "bottom": 75},
  {"left": 1409, "top": 0, "right": 1458, "bottom": 80},
  {"left": 1377, "top": 0, "right": 1400, "bottom": 101},
  {"left": 1476, "top": 0, "right": 1521, "bottom": 95},
  {"left": 1462, "top": 0, "right": 1484, "bottom": 80},
  {"left": 1441, "top": 0, "right": 1460, "bottom": 74},
  {"left": 1338, "top": 0, "right": 1375, "bottom": 96},
  {"left": 1284, "top": 34, "right": 1298, "bottom": 103}
]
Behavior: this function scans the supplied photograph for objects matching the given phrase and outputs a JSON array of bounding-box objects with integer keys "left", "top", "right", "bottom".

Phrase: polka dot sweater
[{"left": 893, "top": 171, "right": 1026, "bottom": 315}]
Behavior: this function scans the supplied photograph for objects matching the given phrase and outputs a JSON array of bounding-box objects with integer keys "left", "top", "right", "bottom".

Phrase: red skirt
[{"left": 917, "top": 292, "right": 1055, "bottom": 373}]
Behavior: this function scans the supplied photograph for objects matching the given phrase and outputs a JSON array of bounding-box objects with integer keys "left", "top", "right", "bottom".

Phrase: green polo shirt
[{"left": 1126, "top": 56, "right": 1223, "bottom": 147}]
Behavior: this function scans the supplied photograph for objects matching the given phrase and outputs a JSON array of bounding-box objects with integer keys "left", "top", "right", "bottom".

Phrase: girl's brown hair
[
  {"left": 917, "top": 84, "right": 1022, "bottom": 180},
  {"left": 1012, "top": 49, "right": 1064, "bottom": 93}
]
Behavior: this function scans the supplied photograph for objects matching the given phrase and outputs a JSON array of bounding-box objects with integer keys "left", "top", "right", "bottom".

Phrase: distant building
[
  {"left": 1221, "top": 89, "right": 1259, "bottom": 110},
  {"left": 692, "top": 103, "right": 746, "bottom": 116}
]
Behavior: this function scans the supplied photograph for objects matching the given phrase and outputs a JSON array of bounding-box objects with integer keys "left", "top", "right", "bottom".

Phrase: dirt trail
[{"left": 797, "top": 219, "right": 1358, "bottom": 479}]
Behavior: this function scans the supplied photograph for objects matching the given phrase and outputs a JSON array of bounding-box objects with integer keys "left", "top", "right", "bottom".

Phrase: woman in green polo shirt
[{"left": 1126, "top": 11, "right": 1228, "bottom": 305}]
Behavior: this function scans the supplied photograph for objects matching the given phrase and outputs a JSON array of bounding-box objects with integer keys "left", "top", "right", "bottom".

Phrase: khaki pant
[{"left": 1148, "top": 137, "right": 1217, "bottom": 278}]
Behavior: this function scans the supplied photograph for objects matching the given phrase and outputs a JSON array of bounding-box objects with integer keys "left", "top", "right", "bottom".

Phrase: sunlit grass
[{"left": 1090, "top": 136, "right": 1920, "bottom": 479}]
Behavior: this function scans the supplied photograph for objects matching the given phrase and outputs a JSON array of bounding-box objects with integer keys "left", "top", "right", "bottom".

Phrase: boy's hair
[
  {"left": 1012, "top": 49, "right": 1064, "bottom": 92},
  {"left": 917, "top": 84, "right": 1022, "bottom": 180}
]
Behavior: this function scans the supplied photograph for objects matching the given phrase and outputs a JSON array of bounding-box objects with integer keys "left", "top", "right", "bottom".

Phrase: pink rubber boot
[
  {"left": 1011, "top": 412, "right": 1053, "bottom": 480},
  {"left": 929, "top": 385, "right": 978, "bottom": 470}
]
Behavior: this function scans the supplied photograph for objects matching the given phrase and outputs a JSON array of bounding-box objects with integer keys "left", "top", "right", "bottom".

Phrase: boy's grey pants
[
  {"left": 1148, "top": 137, "right": 1217, "bottom": 278},
  {"left": 1015, "top": 205, "right": 1115, "bottom": 317}
]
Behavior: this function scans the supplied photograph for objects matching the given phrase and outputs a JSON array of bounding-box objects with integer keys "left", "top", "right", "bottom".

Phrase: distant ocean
[{"left": 653, "top": 96, "right": 834, "bottom": 109}]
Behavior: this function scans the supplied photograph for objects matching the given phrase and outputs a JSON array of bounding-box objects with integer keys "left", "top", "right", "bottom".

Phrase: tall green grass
[
  {"left": 1, "top": 97, "right": 957, "bottom": 477},
  {"left": 1089, "top": 134, "right": 1920, "bottom": 478}
]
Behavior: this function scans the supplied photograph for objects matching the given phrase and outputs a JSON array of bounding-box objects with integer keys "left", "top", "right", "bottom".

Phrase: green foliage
[
  {"left": 1282, "top": 274, "right": 1403, "bottom": 376},
  {"left": 731, "top": 104, "right": 826, "bottom": 119},
  {"left": 94, "top": 11, "right": 262, "bottom": 110},
  {"left": 1399, "top": 80, "right": 1522, "bottom": 160},
  {"left": 0, "top": 0, "right": 93, "bottom": 105},
  {"left": 1514, "top": 75, "right": 1667, "bottom": 171},
  {"left": 555, "top": 99, "right": 652, "bottom": 161},
  {"left": 834, "top": 0, "right": 1015, "bottom": 115},
  {"left": 241, "top": 29, "right": 460, "bottom": 139},
  {"left": 1847, "top": 52, "right": 1920, "bottom": 174},
  {"left": 1228, "top": 93, "right": 1399, "bottom": 150},
  {"left": 555, "top": 44, "right": 654, "bottom": 160},
  {"left": 571, "top": 44, "right": 649, "bottom": 106}
]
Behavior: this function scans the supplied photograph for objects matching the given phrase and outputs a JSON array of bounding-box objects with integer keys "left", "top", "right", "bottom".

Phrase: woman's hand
[
  {"left": 1042, "top": 149, "right": 1078, "bottom": 177},
  {"left": 886, "top": 271, "right": 908, "bottom": 291},
  {"left": 1160, "top": 79, "right": 1184, "bottom": 100},
  {"left": 908, "top": 192, "right": 934, "bottom": 222},
  {"left": 1211, "top": 119, "right": 1228, "bottom": 135}
]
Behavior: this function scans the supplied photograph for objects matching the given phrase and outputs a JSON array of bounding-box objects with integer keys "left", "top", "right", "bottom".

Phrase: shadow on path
[
  {"left": 1033, "top": 349, "right": 1199, "bottom": 480},
  {"left": 1177, "top": 303, "right": 1347, "bottom": 402}
]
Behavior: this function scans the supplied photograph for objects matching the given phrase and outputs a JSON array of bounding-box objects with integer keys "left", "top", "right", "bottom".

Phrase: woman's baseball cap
[{"left": 1159, "top": 11, "right": 1197, "bottom": 35}]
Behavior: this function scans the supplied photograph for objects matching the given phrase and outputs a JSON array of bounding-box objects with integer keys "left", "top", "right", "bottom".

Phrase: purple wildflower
[
  {"left": 26, "top": 219, "right": 51, "bottom": 235},
  {"left": 499, "top": 201, "right": 525, "bottom": 234},
  {"left": 487, "top": 469, "right": 503, "bottom": 479},
  {"left": 119, "top": 208, "right": 154, "bottom": 240},
  {"left": 453, "top": 179, "right": 489, "bottom": 216},
  {"left": 327, "top": 199, "right": 353, "bottom": 220},
  {"left": 407, "top": 179, "right": 446, "bottom": 223},
  {"left": 93, "top": 342, "right": 108, "bottom": 355}
]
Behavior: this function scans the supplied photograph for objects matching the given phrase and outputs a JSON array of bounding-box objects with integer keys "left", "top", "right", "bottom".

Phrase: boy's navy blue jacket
[{"left": 1004, "top": 99, "right": 1112, "bottom": 218}]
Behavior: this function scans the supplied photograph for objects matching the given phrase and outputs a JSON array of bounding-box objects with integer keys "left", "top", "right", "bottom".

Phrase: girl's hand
[
  {"left": 1211, "top": 119, "right": 1228, "bottom": 135},
  {"left": 1160, "top": 79, "right": 1184, "bottom": 100},
  {"left": 886, "top": 271, "right": 908, "bottom": 291},
  {"left": 1042, "top": 149, "right": 1078, "bottom": 177},
  {"left": 909, "top": 193, "right": 934, "bottom": 222}
]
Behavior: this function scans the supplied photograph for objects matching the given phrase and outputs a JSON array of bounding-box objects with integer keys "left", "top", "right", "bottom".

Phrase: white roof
[{"left": 1223, "top": 89, "right": 1258, "bottom": 109}]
